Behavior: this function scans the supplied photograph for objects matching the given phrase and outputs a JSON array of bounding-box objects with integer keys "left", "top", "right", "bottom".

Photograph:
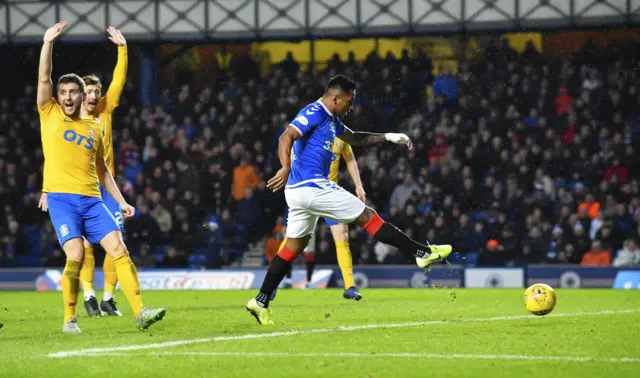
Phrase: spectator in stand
[
  {"left": 428, "top": 132, "right": 448, "bottom": 165},
  {"left": 612, "top": 238, "right": 640, "bottom": 267},
  {"left": 477, "top": 239, "right": 506, "bottom": 266},
  {"left": 433, "top": 66, "right": 458, "bottom": 103},
  {"left": 555, "top": 85, "right": 575, "bottom": 117},
  {"left": 580, "top": 240, "right": 612, "bottom": 266},
  {"left": 232, "top": 155, "right": 259, "bottom": 201},
  {"left": 578, "top": 193, "right": 600, "bottom": 220},
  {"left": 390, "top": 174, "right": 421, "bottom": 210}
]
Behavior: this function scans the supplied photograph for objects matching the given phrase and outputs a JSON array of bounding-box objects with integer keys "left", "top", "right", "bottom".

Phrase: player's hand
[
  {"left": 107, "top": 26, "right": 126, "bottom": 46},
  {"left": 356, "top": 186, "right": 366, "bottom": 202},
  {"left": 267, "top": 167, "right": 290, "bottom": 192},
  {"left": 43, "top": 21, "right": 68, "bottom": 42},
  {"left": 38, "top": 193, "right": 48, "bottom": 212},
  {"left": 384, "top": 133, "right": 413, "bottom": 150},
  {"left": 119, "top": 202, "right": 135, "bottom": 219}
]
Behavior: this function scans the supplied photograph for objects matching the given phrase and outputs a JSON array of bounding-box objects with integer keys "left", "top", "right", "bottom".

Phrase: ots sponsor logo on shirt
[{"left": 63, "top": 129, "right": 95, "bottom": 150}]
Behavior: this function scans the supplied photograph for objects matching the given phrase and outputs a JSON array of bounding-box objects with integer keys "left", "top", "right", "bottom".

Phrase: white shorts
[
  {"left": 285, "top": 179, "right": 366, "bottom": 239},
  {"left": 303, "top": 230, "right": 316, "bottom": 254}
]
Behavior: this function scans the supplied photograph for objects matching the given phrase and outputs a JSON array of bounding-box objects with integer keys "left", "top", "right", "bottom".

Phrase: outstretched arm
[
  {"left": 37, "top": 21, "right": 68, "bottom": 109},
  {"left": 338, "top": 125, "right": 413, "bottom": 149},
  {"left": 104, "top": 27, "right": 128, "bottom": 111},
  {"left": 267, "top": 126, "right": 301, "bottom": 192}
]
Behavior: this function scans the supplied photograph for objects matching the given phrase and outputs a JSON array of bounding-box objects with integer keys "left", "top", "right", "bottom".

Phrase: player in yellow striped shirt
[
  {"left": 39, "top": 27, "right": 128, "bottom": 318},
  {"left": 277, "top": 137, "right": 365, "bottom": 300},
  {"left": 37, "top": 22, "right": 165, "bottom": 333}
]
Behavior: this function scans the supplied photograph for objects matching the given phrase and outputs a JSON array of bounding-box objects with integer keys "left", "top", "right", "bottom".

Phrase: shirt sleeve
[
  {"left": 289, "top": 104, "right": 322, "bottom": 136},
  {"left": 104, "top": 45, "right": 128, "bottom": 113},
  {"left": 37, "top": 98, "right": 58, "bottom": 122}
]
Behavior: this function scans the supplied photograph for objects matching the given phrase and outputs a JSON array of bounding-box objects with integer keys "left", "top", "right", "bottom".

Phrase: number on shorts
[{"left": 114, "top": 211, "right": 124, "bottom": 227}]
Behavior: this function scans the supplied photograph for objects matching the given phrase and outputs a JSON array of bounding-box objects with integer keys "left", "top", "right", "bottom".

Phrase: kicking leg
[
  {"left": 329, "top": 223, "right": 361, "bottom": 300},
  {"left": 354, "top": 208, "right": 452, "bottom": 268}
]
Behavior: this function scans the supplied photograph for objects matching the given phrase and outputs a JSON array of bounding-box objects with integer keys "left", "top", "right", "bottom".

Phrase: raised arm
[
  {"left": 37, "top": 21, "right": 68, "bottom": 108},
  {"left": 104, "top": 27, "right": 128, "bottom": 111},
  {"left": 267, "top": 126, "right": 301, "bottom": 192},
  {"left": 338, "top": 124, "right": 413, "bottom": 149}
]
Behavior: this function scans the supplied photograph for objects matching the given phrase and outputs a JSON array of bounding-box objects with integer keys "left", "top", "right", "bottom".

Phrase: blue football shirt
[{"left": 286, "top": 100, "right": 345, "bottom": 187}]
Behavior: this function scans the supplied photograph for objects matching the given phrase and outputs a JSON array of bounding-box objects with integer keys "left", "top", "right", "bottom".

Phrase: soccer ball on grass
[{"left": 523, "top": 283, "right": 556, "bottom": 316}]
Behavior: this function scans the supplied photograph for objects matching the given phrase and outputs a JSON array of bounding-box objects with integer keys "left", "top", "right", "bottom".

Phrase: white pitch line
[
  {"left": 75, "top": 351, "right": 640, "bottom": 364},
  {"left": 47, "top": 309, "right": 640, "bottom": 358}
]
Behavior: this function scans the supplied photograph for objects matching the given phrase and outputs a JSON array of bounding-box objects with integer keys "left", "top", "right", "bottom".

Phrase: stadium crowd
[{"left": 1, "top": 38, "right": 640, "bottom": 269}]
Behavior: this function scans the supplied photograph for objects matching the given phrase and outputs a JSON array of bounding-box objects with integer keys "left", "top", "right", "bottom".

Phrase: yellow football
[{"left": 524, "top": 283, "right": 557, "bottom": 316}]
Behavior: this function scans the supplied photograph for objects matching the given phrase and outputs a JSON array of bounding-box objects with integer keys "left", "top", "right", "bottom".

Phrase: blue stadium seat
[
  {"left": 471, "top": 212, "right": 485, "bottom": 222},
  {"left": 464, "top": 252, "right": 479, "bottom": 266},
  {"left": 446, "top": 252, "right": 464, "bottom": 265},
  {"left": 16, "top": 255, "right": 42, "bottom": 266},
  {"left": 188, "top": 253, "right": 207, "bottom": 269}
]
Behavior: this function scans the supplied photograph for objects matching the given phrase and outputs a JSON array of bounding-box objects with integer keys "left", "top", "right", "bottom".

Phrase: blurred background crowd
[{"left": 1, "top": 34, "right": 640, "bottom": 270}]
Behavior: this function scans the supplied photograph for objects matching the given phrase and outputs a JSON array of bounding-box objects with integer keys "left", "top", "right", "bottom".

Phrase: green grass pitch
[{"left": 0, "top": 288, "right": 639, "bottom": 377}]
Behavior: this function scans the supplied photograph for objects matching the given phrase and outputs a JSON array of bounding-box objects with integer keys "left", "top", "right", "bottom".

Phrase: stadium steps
[{"left": 239, "top": 239, "right": 267, "bottom": 267}]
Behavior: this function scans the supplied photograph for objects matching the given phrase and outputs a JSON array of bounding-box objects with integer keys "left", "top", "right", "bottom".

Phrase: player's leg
[
  {"left": 353, "top": 207, "right": 452, "bottom": 268},
  {"left": 85, "top": 200, "right": 165, "bottom": 330},
  {"left": 328, "top": 221, "right": 361, "bottom": 300},
  {"left": 277, "top": 237, "right": 294, "bottom": 289},
  {"left": 80, "top": 237, "right": 102, "bottom": 317},
  {"left": 247, "top": 189, "right": 317, "bottom": 324},
  {"left": 47, "top": 194, "right": 85, "bottom": 333},
  {"left": 316, "top": 182, "right": 452, "bottom": 269},
  {"left": 303, "top": 231, "right": 316, "bottom": 289},
  {"left": 99, "top": 185, "right": 122, "bottom": 316}
]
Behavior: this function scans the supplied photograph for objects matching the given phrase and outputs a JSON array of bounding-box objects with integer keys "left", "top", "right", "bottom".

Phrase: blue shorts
[
  {"left": 325, "top": 218, "right": 339, "bottom": 226},
  {"left": 48, "top": 193, "right": 120, "bottom": 247},
  {"left": 99, "top": 184, "right": 124, "bottom": 230}
]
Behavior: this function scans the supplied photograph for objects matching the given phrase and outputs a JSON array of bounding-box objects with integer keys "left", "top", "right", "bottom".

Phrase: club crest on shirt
[{"left": 60, "top": 224, "right": 69, "bottom": 237}]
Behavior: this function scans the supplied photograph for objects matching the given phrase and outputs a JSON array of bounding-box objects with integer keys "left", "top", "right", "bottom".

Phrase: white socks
[{"left": 83, "top": 290, "right": 96, "bottom": 301}]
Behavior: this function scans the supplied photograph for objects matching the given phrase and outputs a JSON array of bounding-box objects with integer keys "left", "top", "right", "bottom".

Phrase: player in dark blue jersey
[{"left": 246, "top": 75, "right": 453, "bottom": 324}]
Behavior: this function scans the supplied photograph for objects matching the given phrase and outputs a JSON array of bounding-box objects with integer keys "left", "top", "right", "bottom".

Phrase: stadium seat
[
  {"left": 16, "top": 255, "right": 42, "bottom": 266},
  {"left": 188, "top": 253, "right": 207, "bottom": 269},
  {"left": 464, "top": 252, "right": 479, "bottom": 266}
]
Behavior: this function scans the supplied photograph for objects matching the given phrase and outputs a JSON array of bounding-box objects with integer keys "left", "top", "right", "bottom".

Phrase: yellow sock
[
  {"left": 62, "top": 260, "right": 81, "bottom": 323},
  {"left": 112, "top": 254, "right": 143, "bottom": 317},
  {"left": 103, "top": 254, "right": 118, "bottom": 300},
  {"left": 80, "top": 244, "right": 95, "bottom": 295},
  {"left": 335, "top": 241, "right": 355, "bottom": 289}
]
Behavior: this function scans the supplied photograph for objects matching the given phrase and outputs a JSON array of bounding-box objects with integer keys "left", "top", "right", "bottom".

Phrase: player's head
[
  {"left": 82, "top": 75, "right": 102, "bottom": 115},
  {"left": 57, "top": 74, "right": 86, "bottom": 117},
  {"left": 324, "top": 75, "right": 356, "bottom": 117}
]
